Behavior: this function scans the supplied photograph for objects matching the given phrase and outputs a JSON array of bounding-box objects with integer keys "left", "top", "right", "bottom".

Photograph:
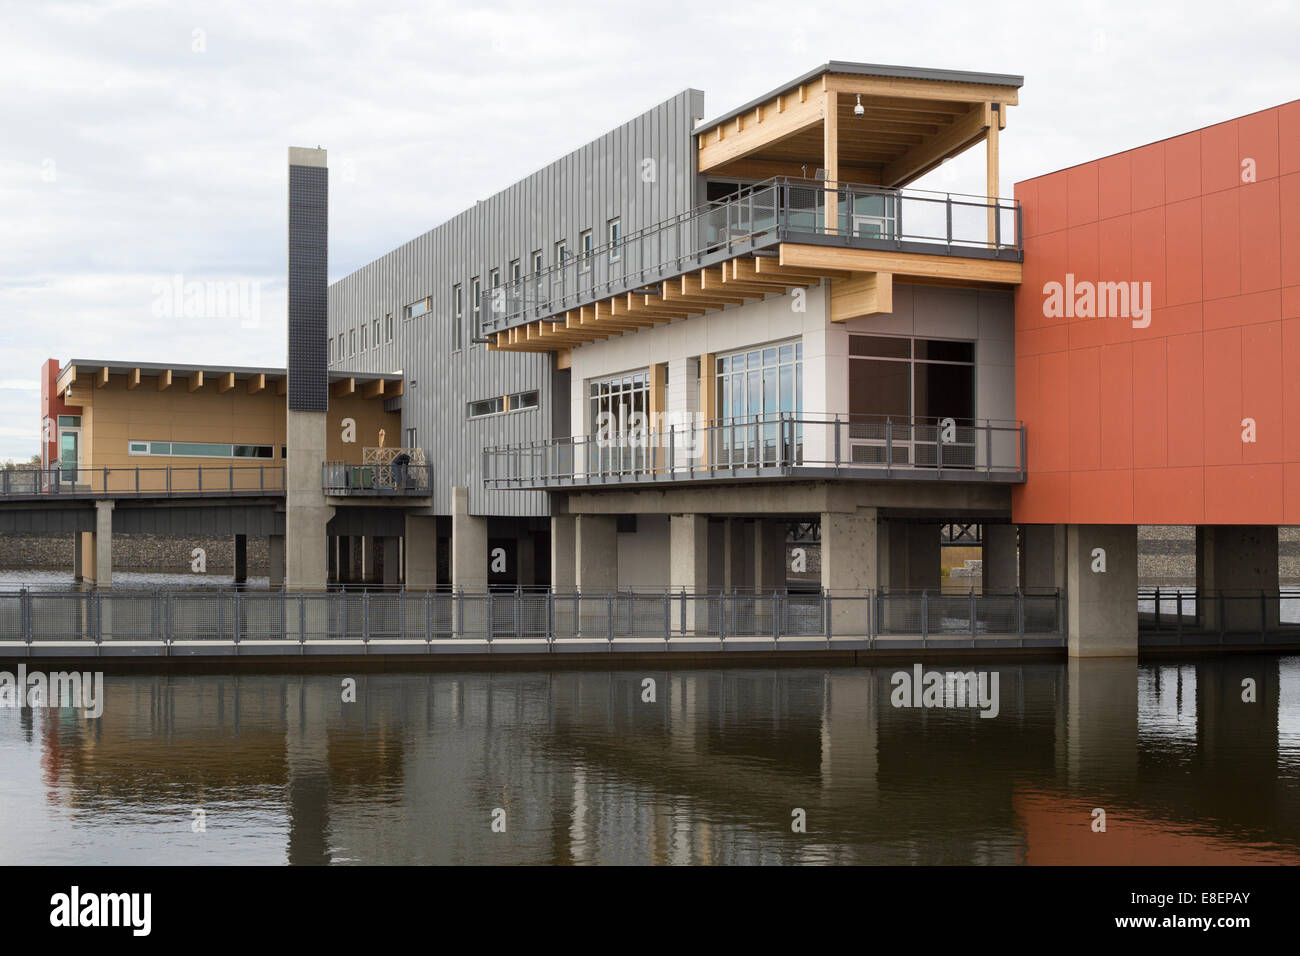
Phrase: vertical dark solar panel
[{"left": 288, "top": 164, "right": 328, "bottom": 411}]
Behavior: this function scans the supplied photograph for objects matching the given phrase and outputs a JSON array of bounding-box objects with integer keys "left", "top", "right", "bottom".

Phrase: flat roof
[
  {"left": 695, "top": 60, "right": 1025, "bottom": 134},
  {"left": 63, "top": 359, "right": 402, "bottom": 383}
]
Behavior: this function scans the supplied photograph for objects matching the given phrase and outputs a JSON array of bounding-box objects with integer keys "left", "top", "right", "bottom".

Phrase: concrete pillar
[
  {"left": 93, "top": 500, "right": 113, "bottom": 588},
  {"left": 337, "top": 537, "right": 352, "bottom": 584},
  {"left": 723, "top": 519, "right": 753, "bottom": 591},
  {"left": 405, "top": 515, "right": 437, "bottom": 590},
  {"left": 670, "top": 514, "right": 709, "bottom": 631},
  {"left": 821, "top": 507, "right": 877, "bottom": 635},
  {"left": 73, "top": 532, "right": 84, "bottom": 582},
  {"left": 981, "top": 524, "right": 1019, "bottom": 592},
  {"left": 754, "top": 518, "right": 787, "bottom": 593},
  {"left": 451, "top": 486, "right": 488, "bottom": 592},
  {"left": 880, "top": 520, "right": 941, "bottom": 592},
  {"left": 1196, "top": 525, "right": 1280, "bottom": 633},
  {"left": 1020, "top": 523, "right": 1066, "bottom": 593},
  {"left": 517, "top": 532, "right": 536, "bottom": 589},
  {"left": 575, "top": 514, "right": 618, "bottom": 591},
  {"left": 551, "top": 515, "right": 576, "bottom": 592},
  {"left": 233, "top": 534, "right": 248, "bottom": 585},
  {"left": 361, "top": 536, "right": 378, "bottom": 584},
  {"left": 381, "top": 536, "right": 401, "bottom": 587},
  {"left": 1066, "top": 524, "right": 1138, "bottom": 657},
  {"left": 286, "top": 409, "right": 332, "bottom": 590},
  {"left": 269, "top": 534, "right": 285, "bottom": 588}
]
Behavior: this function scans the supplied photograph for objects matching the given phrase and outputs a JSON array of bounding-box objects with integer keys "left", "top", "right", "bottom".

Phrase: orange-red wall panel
[{"left": 1013, "top": 99, "right": 1300, "bottom": 525}]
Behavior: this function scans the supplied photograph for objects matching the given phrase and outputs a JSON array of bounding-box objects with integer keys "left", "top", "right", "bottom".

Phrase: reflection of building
[{"left": 14, "top": 660, "right": 1300, "bottom": 864}]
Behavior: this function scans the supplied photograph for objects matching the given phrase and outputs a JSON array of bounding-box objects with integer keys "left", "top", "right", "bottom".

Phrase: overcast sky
[{"left": 0, "top": 0, "right": 1296, "bottom": 460}]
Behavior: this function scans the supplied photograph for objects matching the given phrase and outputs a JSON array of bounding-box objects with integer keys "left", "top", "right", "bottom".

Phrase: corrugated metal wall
[{"left": 328, "top": 89, "right": 706, "bottom": 517}]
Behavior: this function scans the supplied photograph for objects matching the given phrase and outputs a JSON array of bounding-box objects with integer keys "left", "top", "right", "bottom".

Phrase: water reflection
[{"left": 1, "top": 658, "right": 1298, "bottom": 865}]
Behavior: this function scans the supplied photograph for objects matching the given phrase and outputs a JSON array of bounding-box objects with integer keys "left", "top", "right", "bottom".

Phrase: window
[
  {"left": 349, "top": 329, "right": 356, "bottom": 356},
  {"left": 328, "top": 338, "right": 334, "bottom": 363},
  {"left": 404, "top": 428, "right": 417, "bottom": 449},
  {"left": 507, "top": 390, "right": 539, "bottom": 411},
  {"left": 532, "top": 250, "right": 543, "bottom": 273},
  {"left": 589, "top": 371, "right": 650, "bottom": 474},
  {"left": 555, "top": 240, "right": 568, "bottom": 265},
  {"left": 405, "top": 297, "right": 431, "bottom": 319},
  {"left": 128, "top": 440, "right": 273, "bottom": 459},
  {"left": 371, "top": 318, "right": 380, "bottom": 346},
  {"left": 468, "top": 396, "right": 505, "bottom": 418},
  {"left": 452, "top": 284, "right": 463, "bottom": 352},
  {"left": 58, "top": 416, "right": 81, "bottom": 428},
  {"left": 510, "top": 259, "right": 521, "bottom": 284},
  {"left": 579, "top": 230, "right": 593, "bottom": 272},
  {"left": 715, "top": 341, "right": 803, "bottom": 467},
  {"left": 385, "top": 313, "right": 393, "bottom": 342},
  {"left": 490, "top": 268, "right": 500, "bottom": 289},
  {"left": 361, "top": 324, "right": 368, "bottom": 352},
  {"left": 608, "top": 219, "right": 622, "bottom": 261},
  {"left": 847, "top": 335, "right": 976, "bottom": 466},
  {"left": 337, "top": 333, "right": 345, "bottom": 358},
  {"left": 469, "top": 276, "right": 481, "bottom": 347}
]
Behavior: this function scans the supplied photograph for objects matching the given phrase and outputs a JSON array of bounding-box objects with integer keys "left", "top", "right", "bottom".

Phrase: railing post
[
  {"left": 985, "top": 422, "right": 992, "bottom": 475},
  {"left": 833, "top": 415, "right": 841, "bottom": 470},
  {"left": 773, "top": 591, "right": 781, "bottom": 643},
  {"left": 886, "top": 418, "right": 893, "bottom": 478},
  {"left": 486, "top": 591, "right": 493, "bottom": 645},
  {"left": 824, "top": 589, "right": 832, "bottom": 643},
  {"left": 233, "top": 589, "right": 241, "bottom": 645},
  {"left": 663, "top": 590, "right": 671, "bottom": 642},
  {"left": 1153, "top": 586, "right": 1161, "bottom": 629},
  {"left": 1016, "top": 589, "right": 1025, "bottom": 639},
  {"left": 606, "top": 591, "right": 614, "bottom": 647},
  {"left": 921, "top": 590, "right": 929, "bottom": 646},
  {"left": 21, "top": 588, "right": 31, "bottom": 645},
  {"left": 970, "top": 588, "right": 977, "bottom": 640},
  {"left": 425, "top": 589, "right": 433, "bottom": 643}
]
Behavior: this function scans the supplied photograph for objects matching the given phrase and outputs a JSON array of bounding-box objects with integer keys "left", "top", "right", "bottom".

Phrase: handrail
[
  {"left": 0, "top": 465, "right": 285, "bottom": 498},
  {"left": 482, "top": 414, "right": 1027, "bottom": 488},
  {"left": 478, "top": 176, "right": 1022, "bottom": 334},
  {"left": 322, "top": 460, "right": 432, "bottom": 496}
]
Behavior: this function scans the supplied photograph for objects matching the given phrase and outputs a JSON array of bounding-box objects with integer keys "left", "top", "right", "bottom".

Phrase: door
[{"left": 59, "top": 429, "right": 79, "bottom": 482}]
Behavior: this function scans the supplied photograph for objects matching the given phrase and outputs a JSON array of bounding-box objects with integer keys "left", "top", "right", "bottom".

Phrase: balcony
[
  {"left": 483, "top": 415, "right": 1026, "bottom": 490},
  {"left": 323, "top": 448, "right": 431, "bottom": 497},
  {"left": 0, "top": 465, "right": 284, "bottom": 499},
  {"left": 480, "top": 177, "right": 1021, "bottom": 349}
]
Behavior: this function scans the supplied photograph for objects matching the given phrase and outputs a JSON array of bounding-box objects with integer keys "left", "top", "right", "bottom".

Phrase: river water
[{"left": 1, "top": 658, "right": 1298, "bottom": 864}]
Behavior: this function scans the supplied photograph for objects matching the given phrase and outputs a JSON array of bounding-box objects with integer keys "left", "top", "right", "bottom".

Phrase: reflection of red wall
[
  {"left": 1014, "top": 788, "right": 1298, "bottom": 865},
  {"left": 40, "top": 358, "right": 79, "bottom": 468},
  {"left": 1013, "top": 100, "right": 1300, "bottom": 524}
]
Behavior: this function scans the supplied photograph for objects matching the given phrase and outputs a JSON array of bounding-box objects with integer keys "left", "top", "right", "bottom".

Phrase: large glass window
[
  {"left": 589, "top": 370, "right": 649, "bottom": 474},
  {"left": 848, "top": 335, "right": 975, "bottom": 466},
  {"left": 714, "top": 340, "right": 802, "bottom": 466}
]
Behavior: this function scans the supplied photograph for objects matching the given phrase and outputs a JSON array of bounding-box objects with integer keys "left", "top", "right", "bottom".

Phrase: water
[{"left": 1, "top": 658, "right": 1298, "bottom": 864}]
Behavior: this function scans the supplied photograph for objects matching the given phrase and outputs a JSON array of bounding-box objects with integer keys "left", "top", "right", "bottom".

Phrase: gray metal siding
[{"left": 327, "top": 90, "right": 705, "bottom": 517}]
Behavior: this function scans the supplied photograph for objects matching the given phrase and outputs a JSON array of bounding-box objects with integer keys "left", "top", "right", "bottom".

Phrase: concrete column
[
  {"left": 93, "top": 500, "right": 113, "bottom": 588},
  {"left": 1066, "top": 524, "right": 1138, "bottom": 657},
  {"left": 360, "top": 536, "right": 378, "bottom": 584},
  {"left": 551, "top": 515, "right": 576, "bottom": 592},
  {"left": 337, "top": 536, "right": 352, "bottom": 584},
  {"left": 754, "top": 518, "right": 787, "bottom": 593},
  {"left": 451, "top": 486, "right": 488, "bottom": 592},
  {"left": 405, "top": 515, "right": 437, "bottom": 590},
  {"left": 723, "top": 519, "right": 753, "bottom": 591},
  {"left": 880, "top": 520, "right": 941, "bottom": 592},
  {"left": 821, "top": 507, "right": 877, "bottom": 635},
  {"left": 670, "top": 514, "right": 709, "bottom": 631},
  {"left": 1196, "top": 525, "right": 1280, "bottom": 633},
  {"left": 575, "top": 514, "right": 618, "bottom": 591},
  {"left": 981, "top": 524, "right": 1019, "bottom": 592},
  {"left": 233, "top": 534, "right": 248, "bottom": 585},
  {"left": 517, "top": 532, "right": 536, "bottom": 589},
  {"left": 73, "top": 532, "right": 84, "bottom": 582},
  {"left": 269, "top": 534, "right": 286, "bottom": 589},
  {"left": 380, "top": 536, "right": 401, "bottom": 587},
  {"left": 286, "top": 409, "right": 332, "bottom": 590},
  {"left": 1020, "top": 523, "right": 1066, "bottom": 593}
]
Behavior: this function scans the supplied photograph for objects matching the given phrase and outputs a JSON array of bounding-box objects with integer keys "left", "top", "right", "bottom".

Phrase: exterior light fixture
[{"left": 854, "top": 94, "right": 865, "bottom": 117}]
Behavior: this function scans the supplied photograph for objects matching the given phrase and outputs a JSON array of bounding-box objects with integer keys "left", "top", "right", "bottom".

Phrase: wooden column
[
  {"left": 986, "top": 102, "right": 1000, "bottom": 247},
  {"left": 823, "top": 90, "right": 839, "bottom": 234}
]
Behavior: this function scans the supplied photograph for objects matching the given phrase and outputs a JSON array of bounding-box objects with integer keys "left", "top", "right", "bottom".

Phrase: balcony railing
[
  {"left": 0, "top": 465, "right": 284, "bottom": 499},
  {"left": 483, "top": 415, "right": 1026, "bottom": 489},
  {"left": 479, "top": 177, "right": 1022, "bottom": 335},
  {"left": 322, "top": 461, "right": 432, "bottom": 496}
]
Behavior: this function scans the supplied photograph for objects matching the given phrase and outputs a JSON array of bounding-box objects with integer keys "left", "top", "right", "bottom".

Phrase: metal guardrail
[
  {"left": 322, "top": 461, "right": 432, "bottom": 496},
  {"left": 0, "top": 588, "right": 1064, "bottom": 649},
  {"left": 1138, "top": 587, "right": 1300, "bottom": 645},
  {"left": 479, "top": 176, "right": 1022, "bottom": 335},
  {"left": 0, "top": 465, "right": 285, "bottom": 499},
  {"left": 484, "top": 415, "right": 1027, "bottom": 488}
]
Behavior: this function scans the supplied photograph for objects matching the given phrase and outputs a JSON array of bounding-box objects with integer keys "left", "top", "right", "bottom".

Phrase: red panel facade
[{"left": 1012, "top": 100, "right": 1300, "bottom": 525}]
